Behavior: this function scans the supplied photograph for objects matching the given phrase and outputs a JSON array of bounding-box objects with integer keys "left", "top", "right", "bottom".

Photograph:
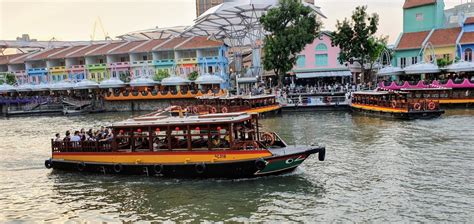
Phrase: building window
[
  {"left": 79, "top": 60, "right": 84, "bottom": 65},
  {"left": 142, "top": 55, "right": 148, "bottom": 61},
  {"left": 315, "top": 54, "right": 328, "bottom": 66},
  {"left": 443, "top": 54, "right": 450, "bottom": 61},
  {"left": 465, "top": 48, "right": 472, "bottom": 62},
  {"left": 315, "top": 43, "right": 328, "bottom": 51},
  {"left": 400, "top": 57, "right": 406, "bottom": 68},
  {"left": 411, "top": 56, "right": 418, "bottom": 65},
  {"left": 120, "top": 57, "right": 126, "bottom": 62},
  {"left": 296, "top": 55, "right": 306, "bottom": 67},
  {"left": 99, "top": 59, "right": 104, "bottom": 64},
  {"left": 416, "top": 13, "right": 423, "bottom": 21}
]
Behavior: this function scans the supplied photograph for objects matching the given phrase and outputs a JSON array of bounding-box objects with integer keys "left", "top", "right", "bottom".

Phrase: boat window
[
  {"left": 189, "top": 125, "right": 209, "bottom": 150},
  {"left": 170, "top": 126, "right": 189, "bottom": 150},
  {"left": 151, "top": 127, "right": 168, "bottom": 151},
  {"left": 133, "top": 129, "right": 151, "bottom": 152}
]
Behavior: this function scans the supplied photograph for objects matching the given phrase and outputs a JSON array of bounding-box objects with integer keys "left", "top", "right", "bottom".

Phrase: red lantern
[
  {"left": 217, "top": 126, "right": 221, "bottom": 130},
  {"left": 119, "top": 130, "right": 124, "bottom": 134},
  {"left": 137, "top": 129, "right": 142, "bottom": 133},
  {"left": 155, "top": 128, "right": 160, "bottom": 132},
  {"left": 195, "top": 127, "right": 200, "bottom": 131},
  {"left": 175, "top": 127, "right": 180, "bottom": 131}
]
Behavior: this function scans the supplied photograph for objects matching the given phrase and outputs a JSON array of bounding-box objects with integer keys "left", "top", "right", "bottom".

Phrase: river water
[{"left": 1, "top": 110, "right": 473, "bottom": 222}]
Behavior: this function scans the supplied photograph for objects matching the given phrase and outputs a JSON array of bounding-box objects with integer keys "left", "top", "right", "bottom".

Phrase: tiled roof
[
  {"left": 131, "top": 39, "right": 168, "bottom": 53},
  {"left": 176, "top": 36, "right": 224, "bottom": 50},
  {"left": 108, "top": 40, "right": 147, "bottom": 54},
  {"left": 465, "top": 17, "right": 474, "bottom": 25},
  {"left": 460, "top": 32, "right": 474, "bottom": 44},
  {"left": 427, "top": 27, "right": 461, "bottom": 47},
  {"left": 9, "top": 53, "right": 33, "bottom": 64},
  {"left": 396, "top": 31, "right": 431, "bottom": 50},
  {"left": 27, "top": 47, "right": 67, "bottom": 61},
  {"left": 66, "top": 44, "right": 105, "bottom": 58},
  {"left": 48, "top": 45, "right": 87, "bottom": 59},
  {"left": 86, "top": 42, "right": 125, "bottom": 56},
  {"left": 0, "top": 54, "right": 23, "bottom": 64},
  {"left": 156, "top": 37, "right": 189, "bottom": 51},
  {"left": 403, "top": 0, "right": 436, "bottom": 9}
]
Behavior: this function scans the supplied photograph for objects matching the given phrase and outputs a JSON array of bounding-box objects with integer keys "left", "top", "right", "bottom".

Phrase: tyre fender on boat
[
  {"left": 153, "top": 164, "right": 164, "bottom": 174},
  {"left": 77, "top": 162, "right": 86, "bottom": 172},
  {"left": 113, "top": 163, "right": 123, "bottom": 173},
  {"left": 221, "top": 106, "right": 228, "bottom": 113},
  {"left": 414, "top": 103, "right": 422, "bottom": 111},
  {"left": 318, "top": 148, "right": 326, "bottom": 161},
  {"left": 210, "top": 107, "right": 217, "bottom": 114},
  {"left": 428, "top": 101, "right": 436, "bottom": 110},
  {"left": 391, "top": 100, "right": 397, "bottom": 109},
  {"left": 192, "top": 106, "right": 199, "bottom": 114},
  {"left": 44, "top": 159, "right": 53, "bottom": 169},
  {"left": 195, "top": 163, "right": 206, "bottom": 174},
  {"left": 255, "top": 158, "right": 267, "bottom": 170}
]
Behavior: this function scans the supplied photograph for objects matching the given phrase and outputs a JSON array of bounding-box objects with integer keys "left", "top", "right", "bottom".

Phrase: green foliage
[
  {"left": 188, "top": 71, "right": 199, "bottom": 81},
  {"left": 436, "top": 58, "right": 453, "bottom": 67},
  {"left": 260, "top": 0, "right": 321, "bottom": 85},
  {"left": 153, "top": 70, "right": 170, "bottom": 82},
  {"left": 0, "top": 73, "right": 16, "bottom": 85},
  {"left": 331, "top": 5, "right": 381, "bottom": 82}
]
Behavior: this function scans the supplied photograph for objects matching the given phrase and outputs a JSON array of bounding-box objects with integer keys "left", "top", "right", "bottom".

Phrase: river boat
[
  {"left": 44, "top": 112, "right": 325, "bottom": 178},
  {"left": 185, "top": 94, "right": 281, "bottom": 115},
  {"left": 350, "top": 91, "right": 444, "bottom": 119},
  {"left": 280, "top": 91, "right": 350, "bottom": 111},
  {"left": 379, "top": 79, "right": 474, "bottom": 107}
]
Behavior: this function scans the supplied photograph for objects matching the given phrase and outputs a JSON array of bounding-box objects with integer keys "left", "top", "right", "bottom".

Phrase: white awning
[
  {"left": 237, "top": 77, "right": 257, "bottom": 83},
  {"left": 295, "top": 70, "right": 352, "bottom": 79}
]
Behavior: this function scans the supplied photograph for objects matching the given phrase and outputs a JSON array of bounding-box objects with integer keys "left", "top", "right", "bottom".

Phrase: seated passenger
[
  {"left": 54, "top": 133, "right": 61, "bottom": 142},
  {"left": 70, "top": 131, "right": 81, "bottom": 142},
  {"left": 63, "top": 131, "right": 71, "bottom": 142}
]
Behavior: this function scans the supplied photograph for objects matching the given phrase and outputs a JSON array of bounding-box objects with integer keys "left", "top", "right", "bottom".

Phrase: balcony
[
  {"left": 130, "top": 60, "right": 153, "bottom": 67},
  {"left": 176, "top": 58, "right": 198, "bottom": 65},
  {"left": 27, "top": 67, "right": 48, "bottom": 75},
  {"left": 153, "top": 59, "right": 175, "bottom": 67},
  {"left": 69, "top": 65, "right": 86, "bottom": 72},
  {"left": 49, "top": 66, "right": 66, "bottom": 73},
  {"left": 13, "top": 70, "right": 27, "bottom": 77},
  {"left": 198, "top": 56, "right": 220, "bottom": 64},
  {"left": 87, "top": 63, "right": 107, "bottom": 70},
  {"left": 108, "top": 62, "right": 130, "bottom": 69}
]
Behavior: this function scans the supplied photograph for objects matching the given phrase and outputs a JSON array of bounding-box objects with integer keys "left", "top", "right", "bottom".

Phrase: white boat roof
[
  {"left": 197, "top": 94, "right": 275, "bottom": 100},
  {"left": 112, "top": 112, "right": 252, "bottom": 127}
]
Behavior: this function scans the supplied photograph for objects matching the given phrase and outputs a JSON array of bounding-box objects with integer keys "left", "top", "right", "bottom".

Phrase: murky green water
[{"left": 1, "top": 110, "right": 473, "bottom": 222}]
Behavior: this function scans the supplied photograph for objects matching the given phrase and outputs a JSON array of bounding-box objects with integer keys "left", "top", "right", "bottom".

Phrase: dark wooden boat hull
[
  {"left": 350, "top": 107, "right": 444, "bottom": 120},
  {"left": 45, "top": 147, "right": 325, "bottom": 179}
]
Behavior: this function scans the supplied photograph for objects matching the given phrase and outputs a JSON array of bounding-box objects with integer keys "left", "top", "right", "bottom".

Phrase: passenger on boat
[
  {"left": 63, "top": 131, "right": 71, "bottom": 142},
  {"left": 70, "top": 131, "right": 81, "bottom": 142},
  {"left": 54, "top": 133, "right": 61, "bottom": 142}
]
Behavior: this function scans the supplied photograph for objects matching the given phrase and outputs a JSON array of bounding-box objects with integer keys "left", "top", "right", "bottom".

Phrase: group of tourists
[{"left": 54, "top": 126, "right": 113, "bottom": 143}]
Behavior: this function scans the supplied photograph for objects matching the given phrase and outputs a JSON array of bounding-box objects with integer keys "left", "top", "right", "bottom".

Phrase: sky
[{"left": 0, "top": 0, "right": 466, "bottom": 45}]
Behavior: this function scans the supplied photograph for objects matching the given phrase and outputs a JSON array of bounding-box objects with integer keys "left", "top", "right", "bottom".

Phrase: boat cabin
[
  {"left": 191, "top": 95, "right": 278, "bottom": 114},
  {"left": 351, "top": 91, "right": 441, "bottom": 112},
  {"left": 51, "top": 112, "right": 285, "bottom": 153}
]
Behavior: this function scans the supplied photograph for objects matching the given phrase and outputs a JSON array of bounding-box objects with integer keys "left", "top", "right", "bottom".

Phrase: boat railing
[{"left": 52, "top": 139, "right": 113, "bottom": 153}]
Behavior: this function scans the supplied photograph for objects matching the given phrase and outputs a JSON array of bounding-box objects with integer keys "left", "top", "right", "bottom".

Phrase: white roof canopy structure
[
  {"left": 161, "top": 76, "right": 191, "bottom": 86},
  {"left": 99, "top": 78, "right": 126, "bottom": 88},
  {"left": 377, "top": 66, "right": 404, "bottom": 76},
  {"left": 445, "top": 61, "right": 474, "bottom": 73},
  {"left": 195, "top": 73, "right": 225, "bottom": 85},
  {"left": 0, "top": 83, "right": 15, "bottom": 93},
  {"left": 129, "top": 77, "right": 156, "bottom": 87},
  {"left": 74, "top": 79, "right": 99, "bottom": 90},
  {"left": 404, "top": 62, "right": 441, "bottom": 74}
]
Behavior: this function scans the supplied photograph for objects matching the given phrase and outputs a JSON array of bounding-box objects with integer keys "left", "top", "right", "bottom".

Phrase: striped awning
[{"left": 295, "top": 70, "right": 352, "bottom": 79}]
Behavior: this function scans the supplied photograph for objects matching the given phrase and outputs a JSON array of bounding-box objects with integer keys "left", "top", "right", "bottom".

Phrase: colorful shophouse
[
  {"left": 290, "top": 32, "right": 351, "bottom": 86},
  {"left": 459, "top": 17, "right": 474, "bottom": 61}
]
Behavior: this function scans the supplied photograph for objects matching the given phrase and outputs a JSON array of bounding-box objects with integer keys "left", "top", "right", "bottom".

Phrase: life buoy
[
  {"left": 44, "top": 159, "right": 53, "bottom": 169},
  {"left": 255, "top": 158, "right": 267, "bottom": 170},
  {"left": 192, "top": 106, "right": 199, "bottom": 114},
  {"left": 391, "top": 100, "right": 397, "bottom": 109},
  {"left": 428, "top": 101, "right": 436, "bottom": 110},
  {"left": 261, "top": 132, "right": 275, "bottom": 146},
  {"left": 195, "top": 163, "right": 206, "bottom": 174},
  {"left": 153, "top": 164, "right": 163, "bottom": 174},
  {"left": 77, "top": 162, "right": 86, "bottom": 172},
  {"left": 221, "top": 106, "right": 228, "bottom": 113},
  {"left": 327, "top": 96, "right": 332, "bottom": 102},
  {"left": 414, "top": 103, "right": 422, "bottom": 111},
  {"left": 113, "top": 163, "right": 123, "bottom": 173},
  {"left": 210, "top": 107, "right": 217, "bottom": 114}
]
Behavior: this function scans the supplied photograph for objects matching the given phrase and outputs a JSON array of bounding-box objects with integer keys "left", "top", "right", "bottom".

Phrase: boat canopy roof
[
  {"left": 112, "top": 112, "right": 252, "bottom": 128},
  {"left": 400, "top": 87, "right": 451, "bottom": 91},
  {"left": 197, "top": 94, "right": 275, "bottom": 100},
  {"left": 352, "top": 91, "right": 408, "bottom": 96}
]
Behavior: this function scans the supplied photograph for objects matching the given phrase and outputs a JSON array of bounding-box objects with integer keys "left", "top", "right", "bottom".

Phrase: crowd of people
[{"left": 54, "top": 126, "right": 113, "bottom": 143}]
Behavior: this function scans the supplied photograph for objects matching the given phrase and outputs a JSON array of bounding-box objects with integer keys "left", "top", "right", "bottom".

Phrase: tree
[
  {"left": 0, "top": 73, "right": 16, "bottom": 85},
  {"left": 188, "top": 71, "right": 199, "bottom": 81},
  {"left": 260, "top": 0, "right": 321, "bottom": 86},
  {"left": 153, "top": 70, "right": 170, "bottom": 82},
  {"left": 331, "top": 5, "right": 381, "bottom": 83}
]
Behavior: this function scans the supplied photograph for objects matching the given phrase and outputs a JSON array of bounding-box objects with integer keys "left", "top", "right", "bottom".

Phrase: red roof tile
[
  {"left": 27, "top": 47, "right": 68, "bottom": 61},
  {"left": 427, "top": 27, "right": 461, "bottom": 47},
  {"left": 0, "top": 54, "right": 24, "bottom": 64},
  {"left": 460, "top": 32, "right": 474, "bottom": 44},
  {"left": 403, "top": 0, "right": 436, "bottom": 9},
  {"left": 48, "top": 45, "right": 86, "bottom": 59},
  {"left": 66, "top": 44, "right": 106, "bottom": 58},
  {"left": 132, "top": 39, "right": 168, "bottom": 53},
  {"left": 396, "top": 31, "right": 431, "bottom": 50},
  {"left": 465, "top": 17, "right": 474, "bottom": 25},
  {"left": 157, "top": 37, "right": 189, "bottom": 51},
  {"left": 86, "top": 42, "right": 125, "bottom": 56},
  {"left": 108, "top": 40, "right": 147, "bottom": 54},
  {"left": 176, "top": 36, "right": 224, "bottom": 50},
  {"left": 9, "top": 53, "right": 32, "bottom": 64}
]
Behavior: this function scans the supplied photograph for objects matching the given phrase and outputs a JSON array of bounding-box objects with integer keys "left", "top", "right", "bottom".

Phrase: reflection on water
[{"left": 0, "top": 110, "right": 473, "bottom": 222}]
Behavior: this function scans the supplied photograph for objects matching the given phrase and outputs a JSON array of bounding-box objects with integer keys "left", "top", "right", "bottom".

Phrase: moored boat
[
  {"left": 45, "top": 112, "right": 325, "bottom": 178},
  {"left": 350, "top": 91, "right": 444, "bottom": 119}
]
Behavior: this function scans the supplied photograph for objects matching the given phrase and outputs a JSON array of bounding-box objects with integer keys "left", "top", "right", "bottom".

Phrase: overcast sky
[{"left": 0, "top": 0, "right": 465, "bottom": 44}]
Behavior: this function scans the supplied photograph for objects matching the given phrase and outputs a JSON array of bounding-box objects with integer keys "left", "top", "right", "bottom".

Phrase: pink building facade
[{"left": 291, "top": 32, "right": 351, "bottom": 85}]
